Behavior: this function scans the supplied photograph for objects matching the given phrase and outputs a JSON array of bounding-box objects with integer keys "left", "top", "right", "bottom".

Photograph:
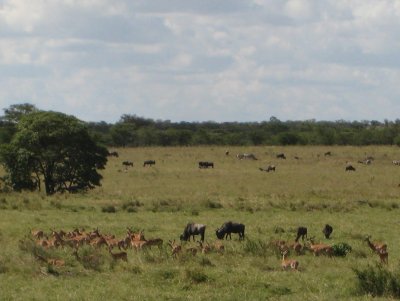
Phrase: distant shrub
[
  {"left": 332, "top": 243, "right": 352, "bottom": 257},
  {"left": 125, "top": 206, "right": 138, "bottom": 213},
  {"left": 353, "top": 264, "right": 400, "bottom": 298},
  {"left": 122, "top": 200, "right": 143, "bottom": 210},
  {"left": 102, "top": 205, "right": 116, "bottom": 213},
  {"left": 204, "top": 199, "right": 223, "bottom": 209}
]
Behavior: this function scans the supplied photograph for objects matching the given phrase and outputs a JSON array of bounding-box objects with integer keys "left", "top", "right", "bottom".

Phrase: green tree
[
  {"left": 0, "top": 103, "right": 39, "bottom": 144},
  {"left": 0, "top": 111, "right": 108, "bottom": 195},
  {"left": 110, "top": 122, "right": 136, "bottom": 147}
]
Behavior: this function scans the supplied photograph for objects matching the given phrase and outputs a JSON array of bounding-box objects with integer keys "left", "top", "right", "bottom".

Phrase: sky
[{"left": 0, "top": 0, "right": 400, "bottom": 123}]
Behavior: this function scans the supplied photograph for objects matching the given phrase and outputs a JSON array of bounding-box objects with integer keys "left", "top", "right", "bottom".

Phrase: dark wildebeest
[
  {"left": 198, "top": 161, "right": 214, "bottom": 169},
  {"left": 143, "top": 160, "right": 156, "bottom": 167},
  {"left": 295, "top": 226, "right": 307, "bottom": 242},
  {"left": 108, "top": 151, "right": 119, "bottom": 157},
  {"left": 225, "top": 150, "right": 230, "bottom": 156},
  {"left": 122, "top": 161, "right": 133, "bottom": 167},
  {"left": 276, "top": 153, "right": 286, "bottom": 159},
  {"left": 259, "top": 165, "right": 275, "bottom": 172},
  {"left": 180, "top": 223, "right": 206, "bottom": 242},
  {"left": 324, "top": 151, "right": 332, "bottom": 156},
  {"left": 216, "top": 221, "right": 245, "bottom": 240},
  {"left": 322, "top": 224, "right": 333, "bottom": 239},
  {"left": 345, "top": 164, "right": 356, "bottom": 171}
]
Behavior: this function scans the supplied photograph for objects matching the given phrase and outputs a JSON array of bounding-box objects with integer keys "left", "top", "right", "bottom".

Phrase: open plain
[{"left": 1, "top": 146, "right": 400, "bottom": 300}]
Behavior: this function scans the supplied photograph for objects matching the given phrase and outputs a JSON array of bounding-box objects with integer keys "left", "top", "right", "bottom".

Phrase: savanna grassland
[{"left": 1, "top": 146, "right": 400, "bottom": 301}]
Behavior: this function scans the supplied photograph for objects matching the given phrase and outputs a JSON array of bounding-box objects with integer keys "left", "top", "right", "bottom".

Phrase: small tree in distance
[{"left": 0, "top": 110, "right": 108, "bottom": 195}]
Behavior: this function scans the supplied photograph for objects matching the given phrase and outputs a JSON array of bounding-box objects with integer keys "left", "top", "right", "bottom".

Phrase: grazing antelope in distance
[
  {"left": 109, "top": 249, "right": 128, "bottom": 262},
  {"left": 365, "top": 236, "right": 388, "bottom": 264},
  {"left": 281, "top": 250, "right": 299, "bottom": 271},
  {"left": 212, "top": 241, "right": 225, "bottom": 253},
  {"left": 307, "top": 237, "right": 333, "bottom": 257},
  {"left": 168, "top": 240, "right": 182, "bottom": 257},
  {"left": 35, "top": 254, "right": 65, "bottom": 267},
  {"left": 31, "top": 229, "right": 44, "bottom": 239},
  {"left": 365, "top": 235, "right": 387, "bottom": 253},
  {"left": 197, "top": 241, "right": 212, "bottom": 254},
  {"left": 378, "top": 249, "right": 389, "bottom": 265}
]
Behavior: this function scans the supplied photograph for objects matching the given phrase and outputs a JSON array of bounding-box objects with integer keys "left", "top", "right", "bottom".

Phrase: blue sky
[{"left": 1, "top": 0, "right": 399, "bottom": 123}]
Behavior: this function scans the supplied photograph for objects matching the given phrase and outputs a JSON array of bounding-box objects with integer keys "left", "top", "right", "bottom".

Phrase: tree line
[{"left": 1, "top": 104, "right": 400, "bottom": 147}]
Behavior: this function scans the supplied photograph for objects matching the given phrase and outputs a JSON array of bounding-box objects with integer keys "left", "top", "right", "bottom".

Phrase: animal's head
[
  {"left": 215, "top": 229, "right": 225, "bottom": 239},
  {"left": 180, "top": 233, "right": 188, "bottom": 241}
]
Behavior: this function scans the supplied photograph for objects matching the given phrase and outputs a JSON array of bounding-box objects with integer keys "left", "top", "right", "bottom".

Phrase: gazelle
[
  {"left": 365, "top": 236, "right": 387, "bottom": 253},
  {"left": 307, "top": 237, "right": 333, "bottom": 257},
  {"left": 281, "top": 250, "right": 299, "bottom": 271},
  {"left": 378, "top": 249, "right": 388, "bottom": 265},
  {"left": 168, "top": 240, "right": 182, "bottom": 257},
  {"left": 109, "top": 249, "right": 128, "bottom": 262}
]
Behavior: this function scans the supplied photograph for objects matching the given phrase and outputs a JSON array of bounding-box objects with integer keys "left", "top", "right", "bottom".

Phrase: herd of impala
[{"left": 29, "top": 225, "right": 388, "bottom": 271}]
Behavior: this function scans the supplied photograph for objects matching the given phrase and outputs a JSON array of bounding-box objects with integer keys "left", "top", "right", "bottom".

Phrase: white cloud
[{"left": 0, "top": 0, "right": 399, "bottom": 122}]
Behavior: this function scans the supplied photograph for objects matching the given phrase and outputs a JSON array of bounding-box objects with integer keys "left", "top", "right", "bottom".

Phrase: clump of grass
[
  {"left": 185, "top": 268, "right": 209, "bottom": 283},
  {"left": 203, "top": 199, "right": 223, "bottom": 209},
  {"left": 199, "top": 257, "right": 214, "bottom": 267},
  {"left": 102, "top": 205, "right": 116, "bottom": 213},
  {"left": 158, "top": 269, "right": 177, "bottom": 280},
  {"left": 77, "top": 248, "right": 108, "bottom": 272},
  {"left": 353, "top": 264, "right": 400, "bottom": 298},
  {"left": 122, "top": 200, "right": 143, "bottom": 211},
  {"left": 0, "top": 259, "right": 9, "bottom": 274},
  {"left": 273, "top": 226, "right": 285, "bottom": 234},
  {"left": 243, "top": 238, "right": 271, "bottom": 257},
  {"left": 332, "top": 243, "right": 352, "bottom": 257}
]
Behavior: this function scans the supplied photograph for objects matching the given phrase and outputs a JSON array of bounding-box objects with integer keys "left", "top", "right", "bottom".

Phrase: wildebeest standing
[
  {"left": 276, "top": 153, "right": 286, "bottom": 159},
  {"left": 122, "top": 161, "right": 133, "bottom": 167},
  {"left": 215, "top": 221, "right": 245, "bottom": 240},
  {"left": 108, "top": 151, "right": 119, "bottom": 157},
  {"left": 259, "top": 165, "right": 275, "bottom": 172},
  {"left": 180, "top": 223, "right": 206, "bottom": 242},
  {"left": 295, "top": 226, "right": 307, "bottom": 242},
  {"left": 345, "top": 164, "right": 356, "bottom": 171},
  {"left": 143, "top": 160, "right": 156, "bottom": 167},
  {"left": 322, "top": 224, "right": 333, "bottom": 239},
  {"left": 198, "top": 161, "right": 214, "bottom": 168}
]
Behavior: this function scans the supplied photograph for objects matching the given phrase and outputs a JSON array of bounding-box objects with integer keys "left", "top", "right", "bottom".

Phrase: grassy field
[{"left": 1, "top": 146, "right": 400, "bottom": 300}]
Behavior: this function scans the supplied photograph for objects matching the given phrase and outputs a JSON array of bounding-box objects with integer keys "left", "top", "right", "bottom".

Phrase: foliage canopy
[{"left": 0, "top": 111, "right": 108, "bottom": 195}]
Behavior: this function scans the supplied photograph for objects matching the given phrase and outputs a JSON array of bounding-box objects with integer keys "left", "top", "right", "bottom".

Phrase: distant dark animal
[
  {"left": 225, "top": 150, "right": 229, "bottom": 156},
  {"left": 259, "top": 165, "right": 275, "bottom": 172},
  {"left": 180, "top": 223, "right": 206, "bottom": 242},
  {"left": 122, "top": 161, "right": 133, "bottom": 167},
  {"left": 276, "top": 153, "right": 286, "bottom": 159},
  {"left": 143, "top": 160, "right": 155, "bottom": 167},
  {"left": 295, "top": 226, "right": 307, "bottom": 242},
  {"left": 324, "top": 151, "right": 332, "bottom": 156},
  {"left": 294, "top": 156, "right": 300, "bottom": 160},
  {"left": 345, "top": 164, "right": 356, "bottom": 171},
  {"left": 108, "top": 151, "right": 119, "bottom": 157},
  {"left": 237, "top": 153, "right": 258, "bottom": 160},
  {"left": 198, "top": 161, "right": 214, "bottom": 168},
  {"left": 216, "top": 221, "right": 245, "bottom": 240},
  {"left": 322, "top": 224, "right": 333, "bottom": 239}
]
